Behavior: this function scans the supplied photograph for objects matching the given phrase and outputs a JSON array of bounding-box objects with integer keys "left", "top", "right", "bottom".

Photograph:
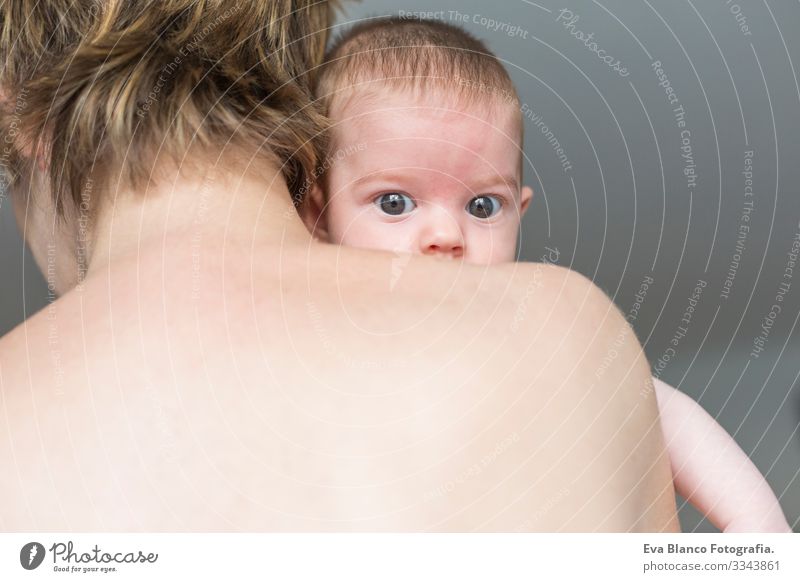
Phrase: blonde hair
[
  {"left": 1, "top": 0, "right": 338, "bottom": 213},
  {"left": 315, "top": 17, "right": 520, "bottom": 117}
]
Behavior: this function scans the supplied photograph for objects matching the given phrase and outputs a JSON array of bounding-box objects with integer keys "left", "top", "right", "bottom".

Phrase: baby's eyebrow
[
  {"left": 470, "top": 174, "right": 520, "bottom": 192},
  {"left": 353, "top": 171, "right": 411, "bottom": 186},
  {"left": 353, "top": 170, "right": 519, "bottom": 190}
]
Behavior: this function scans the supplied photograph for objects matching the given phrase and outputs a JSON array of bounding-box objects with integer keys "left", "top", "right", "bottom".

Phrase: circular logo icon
[{"left": 20, "top": 542, "right": 46, "bottom": 570}]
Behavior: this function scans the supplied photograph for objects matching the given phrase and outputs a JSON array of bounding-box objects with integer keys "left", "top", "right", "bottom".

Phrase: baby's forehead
[
  {"left": 329, "top": 83, "right": 523, "bottom": 144},
  {"left": 325, "top": 84, "right": 525, "bottom": 188}
]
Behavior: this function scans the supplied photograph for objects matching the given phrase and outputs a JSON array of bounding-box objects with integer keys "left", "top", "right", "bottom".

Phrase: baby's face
[{"left": 306, "top": 87, "right": 532, "bottom": 265}]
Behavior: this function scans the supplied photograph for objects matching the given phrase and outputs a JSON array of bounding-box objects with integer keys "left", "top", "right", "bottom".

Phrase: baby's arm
[{"left": 653, "top": 378, "right": 791, "bottom": 532}]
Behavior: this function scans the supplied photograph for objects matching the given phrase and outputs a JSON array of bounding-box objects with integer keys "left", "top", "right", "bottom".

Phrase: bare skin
[{"left": 0, "top": 159, "right": 678, "bottom": 531}]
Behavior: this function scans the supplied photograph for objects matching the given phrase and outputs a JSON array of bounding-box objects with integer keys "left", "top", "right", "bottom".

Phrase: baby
[{"left": 300, "top": 17, "right": 791, "bottom": 532}]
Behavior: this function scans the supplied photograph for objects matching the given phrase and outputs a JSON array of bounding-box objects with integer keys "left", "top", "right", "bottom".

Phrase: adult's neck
[{"left": 85, "top": 158, "right": 312, "bottom": 281}]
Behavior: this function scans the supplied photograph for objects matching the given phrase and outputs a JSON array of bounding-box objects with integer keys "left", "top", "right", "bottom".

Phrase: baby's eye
[
  {"left": 374, "top": 192, "right": 416, "bottom": 216},
  {"left": 466, "top": 195, "right": 502, "bottom": 219}
]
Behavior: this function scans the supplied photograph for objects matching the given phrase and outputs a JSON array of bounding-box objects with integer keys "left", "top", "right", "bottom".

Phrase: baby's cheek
[
  {"left": 332, "top": 214, "right": 405, "bottom": 254},
  {"left": 479, "top": 247, "right": 515, "bottom": 266},
  {"left": 468, "top": 226, "right": 519, "bottom": 265},
  {"left": 325, "top": 202, "right": 363, "bottom": 245}
]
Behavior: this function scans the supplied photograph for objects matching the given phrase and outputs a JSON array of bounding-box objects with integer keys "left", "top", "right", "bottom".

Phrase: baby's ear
[
  {"left": 300, "top": 183, "right": 330, "bottom": 241},
  {"left": 520, "top": 186, "right": 534, "bottom": 216}
]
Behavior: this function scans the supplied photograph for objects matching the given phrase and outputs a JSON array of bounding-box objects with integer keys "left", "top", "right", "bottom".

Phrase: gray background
[{"left": 2, "top": 0, "right": 798, "bottom": 532}]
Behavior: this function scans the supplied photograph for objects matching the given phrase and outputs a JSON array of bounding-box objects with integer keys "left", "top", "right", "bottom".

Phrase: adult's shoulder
[
  {"left": 504, "top": 261, "right": 610, "bottom": 304},
  {"left": 487, "top": 261, "right": 623, "bottom": 330},
  {"left": 494, "top": 261, "right": 650, "bottom": 393}
]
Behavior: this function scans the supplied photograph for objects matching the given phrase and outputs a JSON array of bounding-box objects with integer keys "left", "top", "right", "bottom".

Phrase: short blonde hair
[
  {"left": 1, "top": 0, "right": 338, "bottom": 213},
  {"left": 315, "top": 17, "right": 520, "bottom": 117}
]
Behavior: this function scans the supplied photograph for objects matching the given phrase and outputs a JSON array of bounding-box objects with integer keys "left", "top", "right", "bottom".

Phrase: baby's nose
[{"left": 419, "top": 208, "right": 464, "bottom": 259}]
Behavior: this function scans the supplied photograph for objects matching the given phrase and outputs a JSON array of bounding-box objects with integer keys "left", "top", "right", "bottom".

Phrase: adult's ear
[
  {"left": 520, "top": 186, "right": 534, "bottom": 216},
  {"left": 299, "top": 183, "right": 330, "bottom": 241}
]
